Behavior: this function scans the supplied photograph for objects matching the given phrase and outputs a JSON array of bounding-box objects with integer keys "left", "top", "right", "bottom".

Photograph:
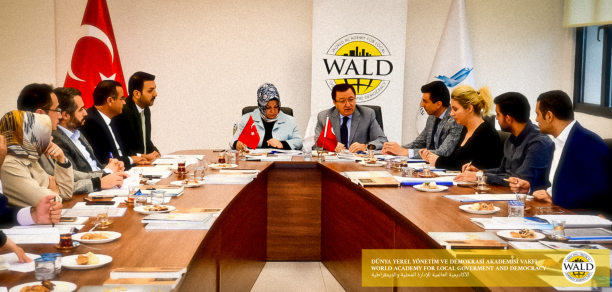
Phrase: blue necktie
[{"left": 341, "top": 116, "right": 349, "bottom": 146}]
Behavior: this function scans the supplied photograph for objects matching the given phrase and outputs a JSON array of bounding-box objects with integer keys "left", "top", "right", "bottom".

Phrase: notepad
[
  {"left": 1, "top": 252, "right": 40, "bottom": 272},
  {"left": 2, "top": 228, "right": 60, "bottom": 244},
  {"left": 107, "top": 267, "right": 187, "bottom": 289},
  {"left": 535, "top": 215, "right": 612, "bottom": 228},
  {"left": 443, "top": 194, "right": 518, "bottom": 202}
]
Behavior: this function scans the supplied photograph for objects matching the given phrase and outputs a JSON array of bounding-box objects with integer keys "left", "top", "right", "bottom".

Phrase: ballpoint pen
[
  {"left": 463, "top": 161, "right": 472, "bottom": 173},
  {"left": 51, "top": 197, "right": 56, "bottom": 227}
]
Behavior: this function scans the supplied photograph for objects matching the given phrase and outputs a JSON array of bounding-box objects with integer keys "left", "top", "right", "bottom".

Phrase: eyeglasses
[{"left": 47, "top": 108, "right": 62, "bottom": 114}]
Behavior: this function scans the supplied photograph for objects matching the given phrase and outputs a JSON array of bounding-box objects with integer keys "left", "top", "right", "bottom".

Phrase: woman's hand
[
  {"left": 1, "top": 238, "right": 32, "bottom": 263},
  {"left": 267, "top": 138, "right": 283, "bottom": 149},
  {"left": 48, "top": 175, "right": 59, "bottom": 194}
]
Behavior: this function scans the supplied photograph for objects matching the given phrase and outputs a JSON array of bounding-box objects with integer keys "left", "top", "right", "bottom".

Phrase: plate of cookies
[
  {"left": 10, "top": 280, "right": 77, "bottom": 292},
  {"left": 358, "top": 160, "right": 386, "bottom": 167},
  {"left": 497, "top": 229, "right": 545, "bottom": 242},
  {"left": 413, "top": 182, "right": 448, "bottom": 192},
  {"left": 209, "top": 164, "right": 238, "bottom": 170},
  {"left": 459, "top": 203, "right": 500, "bottom": 214},
  {"left": 72, "top": 231, "right": 121, "bottom": 244},
  {"left": 134, "top": 205, "right": 176, "bottom": 214},
  {"left": 62, "top": 252, "right": 112, "bottom": 270}
]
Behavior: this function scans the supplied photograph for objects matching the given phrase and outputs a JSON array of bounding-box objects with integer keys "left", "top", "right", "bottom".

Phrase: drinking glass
[
  {"left": 302, "top": 149, "right": 312, "bottom": 161},
  {"left": 177, "top": 159, "right": 187, "bottom": 174},
  {"left": 35, "top": 258, "right": 55, "bottom": 280},
  {"left": 96, "top": 207, "right": 109, "bottom": 228},
  {"left": 127, "top": 184, "right": 139, "bottom": 204},
  {"left": 367, "top": 149, "right": 376, "bottom": 162},
  {"left": 150, "top": 190, "right": 165, "bottom": 205},
  {"left": 218, "top": 152, "right": 227, "bottom": 164},
  {"left": 133, "top": 168, "right": 143, "bottom": 179},
  {"left": 194, "top": 160, "right": 207, "bottom": 181},
  {"left": 422, "top": 164, "right": 431, "bottom": 177},
  {"left": 59, "top": 233, "right": 73, "bottom": 248},
  {"left": 41, "top": 253, "right": 62, "bottom": 274},
  {"left": 553, "top": 220, "right": 566, "bottom": 237},
  {"left": 134, "top": 193, "right": 147, "bottom": 207},
  {"left": 384, "top": 158, "right": 393, "bottom": 169}
]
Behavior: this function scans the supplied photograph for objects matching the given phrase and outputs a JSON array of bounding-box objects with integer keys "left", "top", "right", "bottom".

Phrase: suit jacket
[
  {"left": 81, "top": 107, "right": 133, "bottom": 169},
  {"left": 38, "top": 155, "right": 104, "bottom": 195},
  {"left": 315, "top": 105, "right": 388, "bottom": 150},
  {"left": 231, "top": 110, "right": 302, "bottom": 150},
  {"left": 0, "top": 193, "right": 19, "bottom": 246},
  {"left": 114, "top": 98, "right": 158, "bottom": 155},
  {"left": 402, "top": 107, "right": 463, "bottom": 158},
  {"left": 542, "top": 122, "right": 612, "bottom": 213},
  {"left": 0, "top": 155, "right": 73, "bottom": 208},
  {"left": 52, "top": 129, "right": 104, "bottom": 172}
]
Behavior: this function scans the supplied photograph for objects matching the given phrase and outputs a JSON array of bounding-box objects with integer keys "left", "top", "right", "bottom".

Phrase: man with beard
[
  {"left": 114, "top": 72, "right": 160, "bottom": 162},
  {"left": 454, "top": 92, "right": 553, "bottom": 188},
  {"left": 52, "top": 87, "right": 129, "bottom": 193}
]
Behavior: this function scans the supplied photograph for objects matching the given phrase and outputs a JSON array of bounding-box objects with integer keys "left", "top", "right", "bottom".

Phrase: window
[{"left": 574, "top": 25, "right": 612, "bottom": 118}]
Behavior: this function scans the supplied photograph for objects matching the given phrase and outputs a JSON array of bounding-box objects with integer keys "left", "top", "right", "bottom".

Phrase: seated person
[
  {"left": 232, "top": 83, "right": 302, "bottom": 150},
  {"left": 510, "top": 90, "right": 612, "bottom": 213},
  {"left": 421, "top": 85, "right": 503, "bottom": 171},
  {"left": 315, "top": 83, "right": 387, "bottom": 152},
  {"left": 383, "top": 81, "right": 463, "bottom": 158},
  {"left": 81, "top": 80, "right": 150, "bottom": 169},
  {"left": 114, "top": 72, "right": 161, "bottom": 162},
  {"left": 17, "top": 84, "right": 128, "bottom": 194},
  {"left": 454, "top": 92, "right": 553, "bottom": 187},
  {"left": 0, "top": 111, "right": 74, "bottom": 207}
]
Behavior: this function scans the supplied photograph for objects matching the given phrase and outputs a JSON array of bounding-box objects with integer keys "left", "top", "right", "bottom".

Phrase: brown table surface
[{"left": 0, "top": 150, "right": 609, "bottom": 292}]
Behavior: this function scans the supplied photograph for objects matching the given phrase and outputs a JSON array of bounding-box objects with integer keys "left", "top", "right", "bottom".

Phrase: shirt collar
[
  {"left": 58, "top": 125, "right": 80, "bottom": 140},
  {"left": 509, "top": 120, "right": 533, "bottom": 144},
  {"left": 340, "top": 113, "right": 353, "bottom": 119},
  {"left": 135, "top": 103, "right": 144, "bottom": 114},
  {"left": 98, "top": 108, "right": 112, "bottom": 126},
  {"left": 437, "top": 107, "right": 448, "bottom": 120},
  {"left": 555, "top": 120, "right": 576, "bottom": 144}
]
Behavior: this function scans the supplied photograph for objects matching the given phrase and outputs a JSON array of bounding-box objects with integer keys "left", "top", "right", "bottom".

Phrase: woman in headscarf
[
  {"left": 0, "top": 110, "right": 73, "bottom": 207},
  {"left": 232, "top": 83, "right": 302, "bottom": 150}
]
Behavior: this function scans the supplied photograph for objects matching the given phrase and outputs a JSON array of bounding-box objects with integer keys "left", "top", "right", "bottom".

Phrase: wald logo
[
  {"left": 323, "top": 33, "right": 392, "bottom": 102},
  {"left": 562, "top": 251, "right": 596, "bottom": 284}
]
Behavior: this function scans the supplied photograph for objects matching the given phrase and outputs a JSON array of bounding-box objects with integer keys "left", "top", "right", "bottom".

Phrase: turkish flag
[
  {"left": 64, "top": 0, "right": 127, "bottom": 108},
  {"left": 316, "top": 117, "right": 337, "bottom": 152},
  {"left": 238, "top": 115, "right": 261, "bottom": 149}
]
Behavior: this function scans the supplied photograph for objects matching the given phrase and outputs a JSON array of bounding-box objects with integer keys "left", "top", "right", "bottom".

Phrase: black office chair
[
  {"left": 241, "top": 106, "right": 293, "bottom": 117},
  {"left": 604, "top": 138, "right": 612, "bottom": 153},
  {"left": 361, "top": 105, "right": 383, "bottom": 132},
  {"left": 498, "top": 130, "right": 510, "bottom": 145},
  {"left": 484, "top": 115, "right": 496, "bottom": 127}
]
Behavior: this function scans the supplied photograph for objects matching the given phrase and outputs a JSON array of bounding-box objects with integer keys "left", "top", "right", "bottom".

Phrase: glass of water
[
  {"left": 150, "top": 190, "right": 166, "bottom": 205},
  {"left": 35, "top": 258, "right": 55, "bottom": 280}
]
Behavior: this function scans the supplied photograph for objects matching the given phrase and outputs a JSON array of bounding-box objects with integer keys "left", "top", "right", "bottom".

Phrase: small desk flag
[
  {"left": 238, "top": 115, "right": 260, "bottom": 149},
  {"left": 316, "top": 117, "right": 337, "bottom": 152}
]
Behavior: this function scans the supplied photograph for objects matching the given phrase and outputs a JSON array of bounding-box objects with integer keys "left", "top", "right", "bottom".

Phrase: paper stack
[
  {"left": 142, "top": 213, "right": 215, "bottom": 230},
  {"left": 104, "top": 267, "right": 187, "bottom": 289},
  {"left": 535, "top": 215, "right": 612, "bottom": 228}
]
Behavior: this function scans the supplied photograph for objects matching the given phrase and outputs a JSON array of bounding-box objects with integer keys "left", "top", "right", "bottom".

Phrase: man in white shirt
[
  {"left": 52, "top": 87, "right": 129, "bottom": 193},
  {"left": 509, "top": 90, "right": 611, "bottom": 213},
  {"left": 80, "top": 80, "right": 151, "bottom": 170}
]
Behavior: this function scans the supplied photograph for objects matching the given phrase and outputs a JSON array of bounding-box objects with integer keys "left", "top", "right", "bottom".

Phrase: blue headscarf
[{"left": 257, "top": 83, "right": 281, "bottom": 122}]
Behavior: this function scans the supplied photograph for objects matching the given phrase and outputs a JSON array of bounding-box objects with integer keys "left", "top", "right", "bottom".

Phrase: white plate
[
  {"left": 358, "top": 161, "right": 386, "bottom": 167},
  {"left": 209, "top": 164, "right": 238, "bottom": 170},
  {"left": 134, "top": 205, "right": 176, "bottom": 214},
  {"left": 170, "top": 180, "right": 205, "bottom": 188},
  {"left": 72, "top": 231, "right": 121, "bottom": 244},
  {"left": 10, "top": 281, "right": 77, "bottom": 292},
  {"left": 61, "top": 254, "right": 113, "bottom": 270},
  {"left": 496, "top": 230, "right": 546, "bottom": 242},
  {"left": 413, "top": 185, "right": 449, "bottom": 192},
  {"left": 459, "top": 204, "right": 501, "bottom": 214}
]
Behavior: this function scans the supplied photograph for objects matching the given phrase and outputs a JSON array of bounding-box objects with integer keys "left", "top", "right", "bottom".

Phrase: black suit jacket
[
  {"left": 1, "top": 193, "right": 19, "bottom": 246},
  {"left": 80, "top": 107, "right": 133, "bottom": 169},
  {"left": 114, "top": 98, "right": 158, "bottom": 155},
  {"left": 52, "top": 129, "right": 104, "bottom": 173}
]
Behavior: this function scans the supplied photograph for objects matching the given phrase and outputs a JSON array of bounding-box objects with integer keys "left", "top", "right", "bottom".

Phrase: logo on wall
[
  {"left": 562, "top": 251, "right": 596, "bottom": 284},
  {"left": 323, "top": 33, "right": 393, "bottom": 102}
]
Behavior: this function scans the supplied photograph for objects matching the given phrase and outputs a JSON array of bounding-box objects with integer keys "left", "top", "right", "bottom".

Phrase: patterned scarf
[
  {"left": 0, "top": 110, "right": 52, "bottom": 160},
  {"left": 257, "top": 83, "right": 281, "bottom": 122}
]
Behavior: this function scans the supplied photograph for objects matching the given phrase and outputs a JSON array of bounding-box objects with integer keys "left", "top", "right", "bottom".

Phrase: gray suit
[
  {"left": 403, "top": 107, "right": 463, "bottom": 158},
  {"left": 315, "top": 105, "right": 388, "bottom": 150},
  {"left": 52, "top": 129, "right": 104, "bottom": 173},
  {"left": 39, "top": 152, "right": 105, "bottom": 195}
]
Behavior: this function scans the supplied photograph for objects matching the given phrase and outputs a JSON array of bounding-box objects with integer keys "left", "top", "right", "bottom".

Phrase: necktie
[
  {"left": 341, "top": 116, "right": 349, "bottom": 147},
  {"left": 140, "top": 110, "right": 147, "bottom": 154},
  {"left": 429, "top": 118, "right": 441, "bottom": 150}
]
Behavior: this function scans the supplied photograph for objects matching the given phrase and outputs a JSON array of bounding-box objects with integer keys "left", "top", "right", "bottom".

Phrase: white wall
[{"left": 1, "top": 0, "right": 610, "bottom": 155}]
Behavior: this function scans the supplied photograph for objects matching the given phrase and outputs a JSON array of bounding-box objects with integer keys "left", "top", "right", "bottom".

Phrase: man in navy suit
[
  {"left": 510, "top": 90, "right": 612, "bottom": 214},
  {"left": 80, "top": 80, "right": 150, "bottom": 170}
]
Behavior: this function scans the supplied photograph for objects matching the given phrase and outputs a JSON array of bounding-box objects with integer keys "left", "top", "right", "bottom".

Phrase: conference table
[{"left": 0, "top": 150, "right": 602, "bottom": 292}]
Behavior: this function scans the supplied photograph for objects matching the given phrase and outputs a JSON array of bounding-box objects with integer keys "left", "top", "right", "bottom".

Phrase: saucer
[{"left": 54, "top": 241, "right": 80, "bottom": 251}]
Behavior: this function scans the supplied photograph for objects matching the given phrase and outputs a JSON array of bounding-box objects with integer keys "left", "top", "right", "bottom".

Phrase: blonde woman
[{"left": 422, "top": 85, "right": 503, "bottom": 171}]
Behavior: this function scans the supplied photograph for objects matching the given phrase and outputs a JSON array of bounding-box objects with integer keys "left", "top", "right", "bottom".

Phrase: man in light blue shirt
[{"left": 52, "top": 87, "right": 129, "bottom": 193}]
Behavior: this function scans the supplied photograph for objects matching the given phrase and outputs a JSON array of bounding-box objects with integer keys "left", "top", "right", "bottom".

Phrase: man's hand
[
  {"left": 131, "top": 156, "right": 151, "bottom": 165},
  {"left": 454, "top": 171, "right": 477, "bottom": 182},
  {"left": 105, "top": 158, "right": 122, "bottom": 173},
  {"left": 334, "top": 142, "right": 346, "bottom": 153},
  {"left": 266, "top": 138, "right": 283, "bottom": 149},
  {"left": 44, "top": 141, "right": 66, "bottom": 164},
  {"left": 348, "top": 142, "right": 366, "bottom": 153},
  {"left": 462, "top": 163, "right": 479, "bottom": 173},
  {"left": 508, "top": 177, "right": 530, "bottom": 194},
  {"left": 31, "top": 194, "right": 62, "bottom": 224},
  {"left": 382, "top": 142, "right": 408, "bottom": 156},
  {"left": 533, "top": 190, "right": 552, "bottom": 202},
  {"left": 421, "top": 150, "right": 439, "bottom": 167},
  {"left": 1, "top": 238, "right": 31, "bottom": 263},
  {"left": 236, "top": 141, "right": 247, "bottom": 151},
  {"left": 47, "top": 175, "right": 59, "bottom": 194},
  {"left": 100, "top": 172, "right": 130, "bottom": 189}
]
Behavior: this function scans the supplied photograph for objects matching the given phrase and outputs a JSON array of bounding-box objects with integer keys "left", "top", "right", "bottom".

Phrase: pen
[
  {"left": 463, "top": 161, "right": 472, "bottom": 173},
  {"left": 109, "top": 152, "right": 114, "bottom": 159},
  {"left": 52, "top": 197, "right": 56, "bottom": 227}
]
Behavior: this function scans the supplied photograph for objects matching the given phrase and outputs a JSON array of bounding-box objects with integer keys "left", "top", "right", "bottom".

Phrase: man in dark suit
[
  {"left": 382, "top": 81, "right": 463, "bottom": 158},
  {"left": 80, "top": 80, "right": 150, "bottom": 170},
  {"left": 114, "top": 72, "right": 160, "bottom": 162},
  {"left": 510, "top": 90, "right": 612, "bottom": 214},
  {"left": 53, "top": 87, "right": 129, "bottom": 192},
  {"left": 315, "top": 83, "right": 388, "bottom": 152}
]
